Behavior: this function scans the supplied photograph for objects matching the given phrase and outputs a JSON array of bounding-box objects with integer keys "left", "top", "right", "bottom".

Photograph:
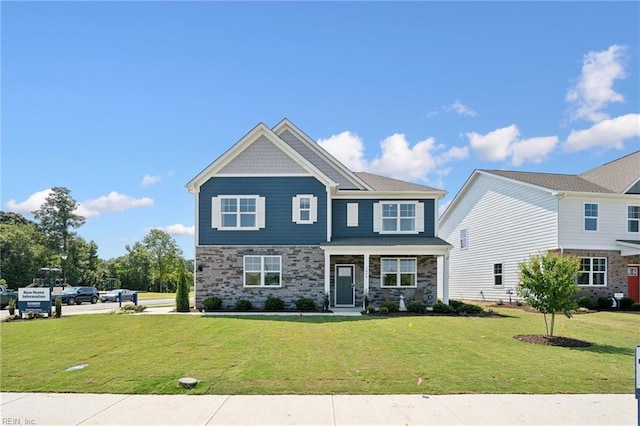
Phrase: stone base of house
[
  {"left": 552, "top": 249, "right": 640, "bottom": 303},
  {"left": 195, "top": 246, "right": 325, "bottom": 310}
]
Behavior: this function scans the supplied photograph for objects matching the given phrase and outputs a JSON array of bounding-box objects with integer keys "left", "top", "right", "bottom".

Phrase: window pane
[
  {"left": 245, "top": 257, "right": 261, "bottom": 271},
  {"left": 400, "top": 259, "right": 415, "bottom": 272},
  {"left": 299, "top": 198, "right": 310, "bottom": 209},
  {"left": 382, "top": 259, "right": 397, "bottom": 273},
  {"left": 300, "top": 210, "right": 310, "bottom": 221},
  {"left": 593, "top": 258, "right": 606, "bottom": 271},
  {"left": 580, "top": 258, "right": 591, "bottom": 272},
  {"left": 629, "top": 221, "right": 640, "bottom": 233},
  {"left": 400, "top": 204, "right": 415, "bottom": 217},
  {"left": 400, "top": 218, "right": 415, "bottom": 231},
  {"left": 494, "top": 275, "right": 503, "bottom": 286},
  {"left": 585, "top": 203, "right": 598, "bottom": 216},
  {"left": 585, "top": 218, "right": 597, "bottom": 231},
  {"left": 222, "top": 199, "right": 237, "bottom": 212},
  {"left": 382, "top": 218, "right": 397, "bottom": 231},
  {"left": 240, "top": 214, "right": 255, "bottom": 227},
  {"left": 245, "top": 272, "right": 261, "bottom": 286},
  {"left": 382, "top": 204, "right": 397, "bottom": 217},
  {"left": 382, "top": 273, "right": 397, "bottom": 286},
  {"left": 264, "top": 256, "right": 280, "bottom": 271},
  {"left": 593, "top": 273, "right": 606, "bottom": 286},
  {"left": 400, "top": 273, "right": 414, "bottom": 286},
  {"left": 577, "top": 273, "right": 590, "bottom": 285},
  {"left": 222, "top": 214, "right": 237, "bottom": 227},
  {"left": 494, "top": 263, "right": 503, "bottom": 274},
  {"left": 264, "top": 272, "right": 280, "bottom": 286},
  {"left": 240, "top": 198, "right": 255, "bottom": 213}
]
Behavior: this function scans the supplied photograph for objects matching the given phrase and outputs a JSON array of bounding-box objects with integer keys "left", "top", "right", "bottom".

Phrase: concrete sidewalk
[{"left": 1, "top": 392, "right": 636, "bottom": 425}]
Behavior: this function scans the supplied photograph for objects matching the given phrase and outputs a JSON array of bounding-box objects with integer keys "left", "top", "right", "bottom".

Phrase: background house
[
  {"left": 438, "top": 151, "right": 640, "bottom": 303},
  {"left": 186, "top": 119, "right": 452, "bottom": 310}
]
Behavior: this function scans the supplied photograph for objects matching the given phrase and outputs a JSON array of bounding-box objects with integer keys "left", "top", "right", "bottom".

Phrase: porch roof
[
  {"left": 321, "top": 237, "right": 452, "bottom": 255},
  {"left": 616, "top": 240, "right": 640, "bottom": 256}
]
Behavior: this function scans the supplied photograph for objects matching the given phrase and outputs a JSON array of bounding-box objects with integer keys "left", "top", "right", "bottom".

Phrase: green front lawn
[{"left": 0, "top": 309, "right": 637, "bottom": 395}]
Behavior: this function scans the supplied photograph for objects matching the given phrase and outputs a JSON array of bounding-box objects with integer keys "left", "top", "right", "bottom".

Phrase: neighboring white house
[{"left": 438, "top": 150, "right": 640, "bottom": 303}]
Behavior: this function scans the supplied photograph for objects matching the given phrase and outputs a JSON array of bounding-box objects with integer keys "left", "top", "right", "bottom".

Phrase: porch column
[
  {"left": 363, "top": 252, "right": 370, "bottom": 300},
  {"left": 442, "top": 252, "right": 450, "bottom": 305},
  {"left": 324, "top": 251, "right": 331, "bottom": 296}
]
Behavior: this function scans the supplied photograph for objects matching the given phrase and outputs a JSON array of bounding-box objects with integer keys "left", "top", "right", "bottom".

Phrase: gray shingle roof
[
  {"left": 481, "top": 170, "right": 614, "bottom": 193},
  {"left": 578, "top": 150, "right": 640, "bottom": 194},
  {"left": 354, "top": 172, "right": 444, "bottom": 192}
]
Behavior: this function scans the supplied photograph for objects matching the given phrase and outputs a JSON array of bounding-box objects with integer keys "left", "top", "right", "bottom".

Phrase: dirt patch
[{"left": 513, "top": 334, "right": 592, "bottom": 347}]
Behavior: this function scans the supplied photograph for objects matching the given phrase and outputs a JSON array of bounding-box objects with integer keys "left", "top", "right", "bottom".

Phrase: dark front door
[{"left": 335, "top": 265, "right": 355, "bottom": 306}]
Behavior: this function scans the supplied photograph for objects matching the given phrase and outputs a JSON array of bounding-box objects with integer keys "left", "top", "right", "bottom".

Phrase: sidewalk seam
[
  {"left": 205, "top": 394, "right": 231, "bottom": 425},
  {"left": 76, "top": 393, "right": 131, "bottom": 425}
]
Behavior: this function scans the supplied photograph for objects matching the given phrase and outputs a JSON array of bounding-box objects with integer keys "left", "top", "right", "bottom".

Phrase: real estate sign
[{"left": 18, "top": 287, "right": 52, "bottom": 317}]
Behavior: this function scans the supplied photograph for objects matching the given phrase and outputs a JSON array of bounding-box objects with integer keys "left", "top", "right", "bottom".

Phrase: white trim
[
  {"left": 243, "top": 255, "right": 282, "bottom": 287},
  {"left": 334, "top": 191, "right": 445, "bottom": 199},
  {"left": 583, "top": 202, "right": 599, "bottom": 232},
  {"left": 577, "top": 257, "right": 607, "bottom": 287},
  {"left": 380, "top": 257, "right": 417, "bottom": 288},
  {"left": 493, "top": 263, "right": 504, "bottom": 287},
  {"left": 292, "top": 194, "right": 317, "bottom": 224},
  {"left": 627, "top": 204, "right": 640, "bottom": 234},
  {"left": 374, "top": 201, "right": 421, "bottom": 234},
  {"left": 213, "top": 195, "right": 265, "bottom": 230}
]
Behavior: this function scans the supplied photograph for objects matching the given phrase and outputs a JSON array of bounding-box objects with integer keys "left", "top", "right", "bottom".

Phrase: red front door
[{"left": 628, "top": 266, "right": 639, "bottom": 302}]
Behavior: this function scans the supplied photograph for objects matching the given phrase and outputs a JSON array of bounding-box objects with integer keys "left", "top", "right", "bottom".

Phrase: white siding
[
  {"left": 439, "top": 173, "right": 558, "bottom": 301},
  {"left": 559, "top": 194, "right": 640, "bottom": 250}
]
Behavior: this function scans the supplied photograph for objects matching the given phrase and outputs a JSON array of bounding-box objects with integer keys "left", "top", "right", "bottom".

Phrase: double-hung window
[
  {"left": 628, "top": 205, "right": 640, "bottom": 233},
  {"left": 374, "top": 201, "right": 424, "bottom": 233},
  {"left": 460, "top": 228, "right": 468, "bottom": 249},
  {"left": 493, "top": 263, "right": 503, "bottom": 286},
  {"left": 244, "top": 255, "right": 281, "bottom": 287},
  {"left": 584, "top": 203, "right": 598, "bottom": 231},
  {"left": 577, "top": 257, "right": 606, "bottom": 286},
  {"left": 381, "top": 258, "right": 417, "bottom": 287},
  {"left": 212, "top": 196, "right": 265, "bottom": 230},
  {"left": 292, "top": 194, "right": 317, "bottom": 224}
]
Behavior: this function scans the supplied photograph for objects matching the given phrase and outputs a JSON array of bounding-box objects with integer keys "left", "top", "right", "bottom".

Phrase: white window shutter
[
  {"left": 373, "top": 202, "right": 381, "bottom": 232},
  {"left": 257, "top": 196, "right": 266, "bottom": 229},
  {"left": 211, "top": 197, "right": 221, "bottom": 229},
  {"left": 347, "top": 203, "right": 358, "bottom": 227},
  {"left": 310, "top": 196, "right": 317, "bottom": 223},
  {"left": 292, "top": 196, "right": 300, "bottom": 223},
  {"left": 416, "top": 202, "right": 424, "bottom": 232}
]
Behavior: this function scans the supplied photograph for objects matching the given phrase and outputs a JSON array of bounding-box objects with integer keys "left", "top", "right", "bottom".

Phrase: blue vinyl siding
[
  {"left": 332, "top": 199, "right": 436, "bottom": 238},
  {"left": 199, "top": 176, "right": 327, "bottom": 245}
]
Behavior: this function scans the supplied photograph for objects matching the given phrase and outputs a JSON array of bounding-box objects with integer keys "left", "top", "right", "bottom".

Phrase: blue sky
[{"left": 2, "top": 2, "right": 639, "bottom": 260}]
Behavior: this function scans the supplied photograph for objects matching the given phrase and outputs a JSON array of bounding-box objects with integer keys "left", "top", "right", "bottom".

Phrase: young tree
[
  {"left": 175, "top": 262, "right": 190, "bottom": 312},
  {"left": 32, "top": 187, "right": 85, "bottom": 256},
  {"left": 517, "top": 252, "right": 581, "bottom": 337}
]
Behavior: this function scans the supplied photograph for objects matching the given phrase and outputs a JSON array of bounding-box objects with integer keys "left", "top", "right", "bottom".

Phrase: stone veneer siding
[
  {"left": 329, "top": 255, "right": 438, "bottom": 308},
  {"left": 550, "top": 249, "right": 640, "bottom": 303},
  {"left": 195, "top": 246, "right": 325, "bottom": 310}
]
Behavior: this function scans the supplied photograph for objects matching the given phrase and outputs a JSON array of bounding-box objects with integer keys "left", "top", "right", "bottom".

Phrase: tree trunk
[{"left": 549, "top": 312, "right": 556, "bottom": 337}]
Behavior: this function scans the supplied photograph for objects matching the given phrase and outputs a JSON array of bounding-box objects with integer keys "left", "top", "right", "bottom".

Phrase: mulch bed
[{"left": 513, "top": 334, "right": 592, "bottom": 347}]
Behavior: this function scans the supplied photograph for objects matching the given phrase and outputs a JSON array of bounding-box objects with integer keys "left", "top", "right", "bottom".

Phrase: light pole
[{"left": 61, "top": 253, "right": 68, "bottom": 285}]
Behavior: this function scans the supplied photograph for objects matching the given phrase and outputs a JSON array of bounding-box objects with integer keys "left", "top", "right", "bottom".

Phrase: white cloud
[
  {"left": 466, "top": 125, "right": 558, "bottom": 166},
  {"left": 564, "top": 113, "right": 640, "bottom": 152},
  {"left": 141, "top": 174, "right": 162, "bottom": 187},
  {"left": 317, "top": 131, "right": 368, "bottom": 171},
  {"left": 369, "top": 134, "right": 437, "bottom": 182},
  {"left": 511, "top": 136, "right": 559, "bottom": 166},
  {"left": 437, "top": 145, "right": 469, "bottom": 163},
  {"left": 467, "top": 125, "right": 519, "bottom": 162},
  {"left": 5, "top": 189, "right": 53, "bottom": 214},
  {"left": 445, "top": 100, "right": 477, "bottom": 117},
  {"left": 79, "top": 192, "right": 154, "bottom": 218},
  {"left": 566, "top": 44, "right": 627, "bottom": 123},
  {"left": 165, "top": 224, "right": 195, "bottom": 236}
]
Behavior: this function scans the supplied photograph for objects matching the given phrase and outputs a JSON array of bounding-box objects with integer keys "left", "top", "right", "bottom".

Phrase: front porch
[{"left": 321, "top": 237, "right": 452, "bottom": 309}]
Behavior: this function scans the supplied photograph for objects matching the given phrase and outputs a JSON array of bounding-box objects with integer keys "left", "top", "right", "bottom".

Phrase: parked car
[
  {"left": 52, "top": 286, "right": 99, "bottom": 305},
  {"left": 100, "top": 289, "right": 136, "bottom": 303},
  {"left": 0, "top": 284, "right": 18, "bottom": 310}
]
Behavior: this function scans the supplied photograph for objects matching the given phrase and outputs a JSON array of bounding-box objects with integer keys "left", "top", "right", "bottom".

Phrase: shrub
[
  {"left": 295, "top": 297, "right": 317, "bottom": 311},
  {"left": 406, "top": 301, "right": 427, "bottom": 313},
  {"left": 576, "top": 296, "right": 593, "bottom": 309},
  {"left": 234, "top": 299, "right": 253, "bottom": 311},
  {"left": 202, "top": 296, "right": 222, "bottom": 311},
  {"left": 264, "top": 296, "right": 285, "bottom": 311},
  {"left": 496, "top": 299, "right": 504, "bottom": 305},
  {"left": 117, "top": 304, "right": 146, "bottom": 314},
  {"left": 379, "top": 306, "right": 389, "bottom": 314},
  {"left": 597, "top": 296, "right": 613, "bottom": 309},
  {"left": 365, "top": 304, "right": 376, "bottom": 314},
  {"left": 432, "top": 301, "right": 454, "bottom": 313},
  {"left": 379, "top": 301, "right": 399, "bottom": 312},
  {"left": 175, "top": 269, "right": 190, "bottom": 313},
  {"left": 516, "top": 300, "right": 523, "bottom": 306},
  {"left": 449, "top": 300, "right": 483, "bottom": 314},
  {"left": 7, "top": 298, "right": 16, "bottom": 315},
  {"left": 631, "top": 303, "right": 640, "bottom": 311},
  {"left": 55, "top": 296, "right": 62, "bottom": 318},
  {"left": 619, "top": 297, "right": 635, "bottom": 310}
]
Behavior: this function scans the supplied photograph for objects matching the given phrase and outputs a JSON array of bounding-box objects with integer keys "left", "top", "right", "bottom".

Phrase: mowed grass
[{"left": 0, "top": 309, "right": 637, "bottom": 395}]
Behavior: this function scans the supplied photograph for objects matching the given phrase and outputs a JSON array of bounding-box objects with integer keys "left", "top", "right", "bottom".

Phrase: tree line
[{"left": 0, "top": 187, "right": 192, "bottom": 292}]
